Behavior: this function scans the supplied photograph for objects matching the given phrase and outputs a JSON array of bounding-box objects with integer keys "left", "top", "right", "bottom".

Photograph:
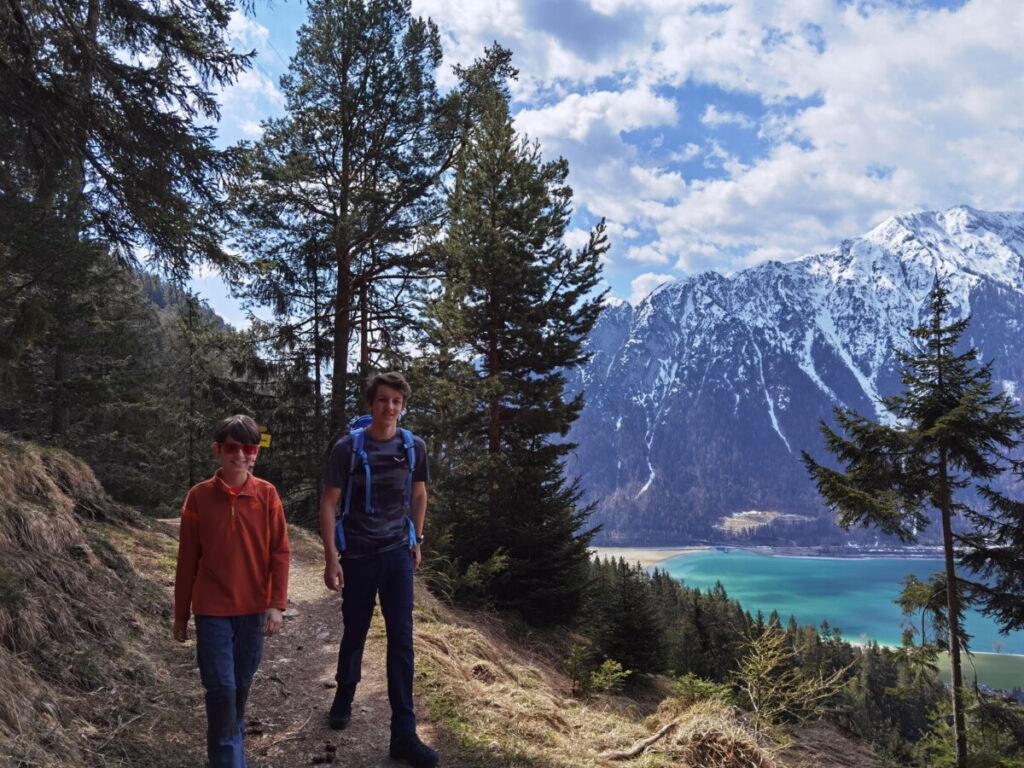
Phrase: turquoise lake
[{"left": 659, "top": 551, "right": 1024, "bottom": 656}]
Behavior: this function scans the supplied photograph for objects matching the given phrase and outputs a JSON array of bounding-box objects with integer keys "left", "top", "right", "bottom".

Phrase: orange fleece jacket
[{"left": 174, "top": 470, "right": 290, "bottom": 622}]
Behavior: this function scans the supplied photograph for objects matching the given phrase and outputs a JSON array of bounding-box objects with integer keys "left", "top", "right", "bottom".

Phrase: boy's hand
[
  {"left": 324, "top": 559, "right": 344, "bottom": 592},
  {"left": 173, "top": 618, "right": 189, "bottom": 643},
  {"left": 412, "top": 543, "right": 422, "bottom": 572},
  {"left": 263, "top": 608, "right": 283, "bottom": 637}
]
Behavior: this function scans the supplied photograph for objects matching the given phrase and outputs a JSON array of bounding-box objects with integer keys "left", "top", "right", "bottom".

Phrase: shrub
[
  {"left": 590, "top": 658, "right": 631, "bottom": 694},
  {"left": 672, "top": 672, "right": 736, "bottom": 707}
]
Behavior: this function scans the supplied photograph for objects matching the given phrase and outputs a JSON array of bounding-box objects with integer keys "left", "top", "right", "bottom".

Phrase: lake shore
[
  {"left": 593, "top": 544, "right": 946, "bottom": 564},
  {"left": 591, "top": 546, "right": 714, "bottom": 567}
]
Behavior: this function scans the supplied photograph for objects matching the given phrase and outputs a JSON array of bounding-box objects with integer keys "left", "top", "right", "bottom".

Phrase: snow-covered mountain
[{"left": 567, "top": 206, "right": 1024, "bottom": 545}]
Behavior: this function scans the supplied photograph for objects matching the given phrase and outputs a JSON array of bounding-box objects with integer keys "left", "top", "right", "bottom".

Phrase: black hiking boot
[
  {"left": 389, "top": 732, "right": 439, "bottom": 768},
  {"left": 328, "top": 686, "right": 354, "bottom": 730}
]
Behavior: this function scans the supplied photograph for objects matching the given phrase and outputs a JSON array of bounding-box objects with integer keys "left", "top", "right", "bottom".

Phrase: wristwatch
[{"left": 415, "top": 535, "right": 424, "bottom": 545}]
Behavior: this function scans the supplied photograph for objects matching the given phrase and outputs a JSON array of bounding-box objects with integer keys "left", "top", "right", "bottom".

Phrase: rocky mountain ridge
[{"left": 568, "top": 206, "right": 1024, "bottom": 545}]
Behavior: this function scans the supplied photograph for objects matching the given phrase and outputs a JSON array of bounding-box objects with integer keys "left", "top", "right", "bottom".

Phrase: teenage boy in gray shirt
[{"left": 319, "top": 371, "right": 437, "bottom": 768}]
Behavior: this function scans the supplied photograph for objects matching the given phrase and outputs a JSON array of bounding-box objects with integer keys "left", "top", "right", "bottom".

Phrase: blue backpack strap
[
  {"left": 336, "top": 428, "right": 370, "bottom": 552},
  {"left": 400, "top": 428, "right": 416, "bottom": 508},
  {"left": 334, "top": 433, "right": 352, "bottom": 552},
  {"left": 334, "top": 518, "right": 347, "bottom": 552},
  {"left": 400, "top": 428, "right": 417, "bottom": 547},
  {"left": 352, "top": 427, "right": 373, "bottom": 515}
]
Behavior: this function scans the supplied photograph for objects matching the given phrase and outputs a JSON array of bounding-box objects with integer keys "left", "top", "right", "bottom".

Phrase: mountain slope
[
  {"left": 568, "top": 206, "right": 1024, "bottom": 545},
  {"left": 0, "top": 433, "right": 876, "bottom": 767}
]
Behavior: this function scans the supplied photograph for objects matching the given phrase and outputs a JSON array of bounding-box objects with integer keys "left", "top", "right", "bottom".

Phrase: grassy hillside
[
  {"left": 0, "top": 432, "right": 186, "bottom": 765},
  {"left": 0, "top": 433, "right": 876, "bottom": 767}
]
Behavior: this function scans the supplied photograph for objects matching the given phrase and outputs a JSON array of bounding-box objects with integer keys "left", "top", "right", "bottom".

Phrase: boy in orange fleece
[{"left": 173, "top": 414, "right": 290, "bottom": 768}]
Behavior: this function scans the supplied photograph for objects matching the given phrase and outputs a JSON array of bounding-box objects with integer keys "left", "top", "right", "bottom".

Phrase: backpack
[{"left": 334, "top": 414, "right": 418, "bottom": 553}]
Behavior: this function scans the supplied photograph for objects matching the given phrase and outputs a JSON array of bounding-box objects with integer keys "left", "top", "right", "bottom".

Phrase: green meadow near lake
[{"left": 601, "top": 548, "right": 1024, "bottom": 690}]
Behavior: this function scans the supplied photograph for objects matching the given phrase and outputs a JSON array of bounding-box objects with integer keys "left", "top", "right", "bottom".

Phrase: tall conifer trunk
[
  {"left": 331, "top": 247, "right": 354, "bottom": 434},
  {"left": 50, "top": 346, "right": 69, "bottom": 435},
  {"left": 933, "top": 302, "right": 967, "bottom": 768},
  {"left": 48, "top": 0, "right": 100, "bottom": 437},
  {"left": 939, "top": 448, "right": 967, "bottom": 766},
  {"left": 313, "top": 269, "right": 324, "bottom": 470},
  {"left": 359, "top": 280, "right": 370, "bottom": 384},
  {"left": 487, "top": 302, "right": 501, "bottom": 520}
]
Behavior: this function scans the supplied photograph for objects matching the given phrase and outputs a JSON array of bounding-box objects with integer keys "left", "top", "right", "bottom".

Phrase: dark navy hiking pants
[
  {"left": 195, "top": 613, "right": 265, "bottom": 768},
  {"left": 335, "top": 545, "right": 416, "bottom": 735}
]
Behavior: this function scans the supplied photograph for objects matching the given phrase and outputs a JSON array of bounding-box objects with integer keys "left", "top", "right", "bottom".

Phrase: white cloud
[
  {"left": 239, "top": 120, "right": 265, "bottom": 138},
  {"left": 604, "top": 220, "right": 640, "bottom": 241},
  {"left": 645, "top": 0, "right": 1023, "bottom": 269},
  {"left": 740, "top": 245, "right": 801, "bottom": 267},
  {"left": 625, "top": 244, "right": 669, "bottom": 264},
  {"left": 218, "top": 64, "right": 284, "bottom": 145},
  {"left": 673, "top": 241, "right": 722, "bottom": 272},
  {"left": 229, "top": 11, "right": 271, "bottom": 49},
  {"left": 396, "top": 0, "right": 1024, "bottom": 285},
  {"left": 669, "top": 143, "right": 702, "bottom": 162},
  {"left": 701, "top": 105, "right": 755, "bottom": 129},
  {"left": 232, "top": 69, "right": 284, "bottom": 104},
  {"left": 563, "top": 228, "right": 592, "bottom": 251},
  {"left": 630, "top": 165, "right": 686, "bottom": 199},
  {"left": 514, "top": 88, "right": 677, "bottom": 144},
  {"left": 629, "top": 272, "right": 676, "bottom": 305}
]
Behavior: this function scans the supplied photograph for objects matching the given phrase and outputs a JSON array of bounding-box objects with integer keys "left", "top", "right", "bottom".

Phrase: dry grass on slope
[
  {"left": 0, "top": 432, "right": 183, "bottom": 767},
  {"left": 410, "top": 596, "right": 783, "bottom": 768}
]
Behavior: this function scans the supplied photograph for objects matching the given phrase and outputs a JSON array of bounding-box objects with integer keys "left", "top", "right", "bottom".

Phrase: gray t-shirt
[{"left": 325, "top": 431, "right": 428, "bottom": 556}]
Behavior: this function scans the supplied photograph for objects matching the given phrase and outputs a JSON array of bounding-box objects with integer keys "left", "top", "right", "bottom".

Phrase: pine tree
[
  {"left": 0, "top": 264, "right": 263, "bottom": 513},
  {"left": 1, "top": 0, "right": 246, "bottom": 266},
  {"left": 1, "top": 0, "right": 250, "bottom": 433},
  {"left": 803, "top": 280, "right": 1024, "bottom": 767},
  {"left": 228, "top": 0, "right": 462, "bottom": 434},
  {"left": 421, "top": 56, "right": 607, "bottom": 625}
]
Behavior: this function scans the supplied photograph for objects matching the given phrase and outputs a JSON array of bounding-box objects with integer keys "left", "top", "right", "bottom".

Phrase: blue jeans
[
  {"left": 195, "top": 614, "right": 265, "bottom": 768},
  {"left": 335, "top": 546, "right": 416, "bottom": 735}
]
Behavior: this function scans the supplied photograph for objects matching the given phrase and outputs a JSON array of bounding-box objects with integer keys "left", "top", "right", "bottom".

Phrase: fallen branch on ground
[
  {"left": 599, "top": 721, "right": 677, "bottom": 760},
  {"left": 266, "top": 708, "right": 314, "bottom": 748}
]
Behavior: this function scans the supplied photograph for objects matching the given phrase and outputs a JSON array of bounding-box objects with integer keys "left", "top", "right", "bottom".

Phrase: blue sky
[{"left": 195, "top": 0, "right": 1024, "bottom": 323}]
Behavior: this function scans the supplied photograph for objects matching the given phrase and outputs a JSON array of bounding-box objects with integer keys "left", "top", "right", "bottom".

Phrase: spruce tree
[
  {"left": 803, "top": 281, "right": 1024, "bottom": 767},
  {"left": 591, "top": 558, "right": 665, "bottom": 672},
  {"left": 959, "top": 473, "right": 1024, "bottom": 634},
  {"left": 421, "top": 58, "right": 607, "bottom": 625},
  {"left": 228, "top": 0, "right": 461, "bottom": 434}
]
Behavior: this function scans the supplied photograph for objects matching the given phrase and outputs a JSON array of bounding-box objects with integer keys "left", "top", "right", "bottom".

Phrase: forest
[{"left": 2, "top": 0, "right": 1023, "bottom": 766}]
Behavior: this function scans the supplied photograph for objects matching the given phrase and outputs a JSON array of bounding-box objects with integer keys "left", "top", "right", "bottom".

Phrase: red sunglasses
[{"left": 218, "top": 442, "right": 260, "bottom": 456}]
